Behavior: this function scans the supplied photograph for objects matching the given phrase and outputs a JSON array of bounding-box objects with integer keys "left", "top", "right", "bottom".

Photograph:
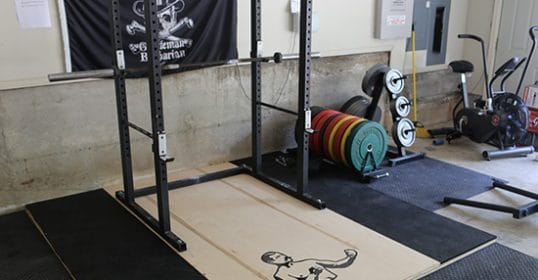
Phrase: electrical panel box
[
  {"left": 406, "top": 0, "right": 452, "bottom": 65},
  {"left": 375, "top": 0, "right": 415, "bottom": 39}
]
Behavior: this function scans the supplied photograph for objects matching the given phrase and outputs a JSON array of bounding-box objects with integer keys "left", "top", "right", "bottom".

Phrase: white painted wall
[
  {"left": 0, "top": 0, "right": 65, "bottom": 89},
  {"left": 1, "top": 0, "right": 475, "bottom": 90}
]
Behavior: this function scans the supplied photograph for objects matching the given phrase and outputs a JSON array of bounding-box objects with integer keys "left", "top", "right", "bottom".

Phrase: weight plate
[
  {"left": 344, "top": 95, "right": 382, "bottom": 122},
  {"left": 311, "top": 106, "right": 325, "bottom": 120},
  {"left": 333, "top": 117, "right": 360, "bottom": 164},
  {"left": 340, "top": 119, "right": 367, "bottom": 167},
  {"left": 347, "top": 121, "right": 388, "bottom": 173},
  {"left": 390, "top": 96, "right": 411, "bottom": 118},
  {"left": 323, "top": 114, "right": 350, "bottom": 158},
  {"left": 362, "top": 64, "right": 391, "bottom": 97},
  {"left": 310, "top": 110, "right": 335, "bottom": 154},
  {"left": 392, "top": 118, "right": 416, "bottom": 148},
  {"left": 340, "top": 96, "right": 363, "bottom": 113},
  {"left": 327, "top": 115, "right": 356, "bottom": 161},
  {"left": 318, "top": 112, "right": 342, "bottom": 157},
  {"left": 384, "top": 69, "right": 405, "bottom": 95}
]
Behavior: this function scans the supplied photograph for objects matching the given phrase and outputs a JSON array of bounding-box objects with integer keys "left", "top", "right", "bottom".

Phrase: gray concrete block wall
[
  {"left": 401, "top": 68, "right": 462, "bottom": 127},
  {"left": 1, "top": 53, "right": 392, "bottom": 211}
]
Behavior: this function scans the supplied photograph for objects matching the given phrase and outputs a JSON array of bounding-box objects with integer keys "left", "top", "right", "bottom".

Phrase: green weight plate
[
  {"left": 344, "top": 121, "right": 369, "bottom": 168},
  {"left": 346, "top": 121, "right": 388, "bottom": 173}
]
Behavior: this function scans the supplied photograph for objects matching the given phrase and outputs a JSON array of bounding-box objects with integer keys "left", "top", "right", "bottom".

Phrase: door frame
[{"left": 488, "top": 0, "right": 503, "bottom": 78}]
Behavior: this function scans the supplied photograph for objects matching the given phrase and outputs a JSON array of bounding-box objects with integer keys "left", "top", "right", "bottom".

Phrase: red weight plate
[
  {"left": 322, "top": 114, "right": 349, "bottom": 158},
  {"left": 314, "top": 110, "right": 341, "bottom": 155},
  {"left": 332, "top": 116, "right": 360, "bottom": 163},
  {"left": 310, "top": 110, "right": 334, "bottom": 153}
]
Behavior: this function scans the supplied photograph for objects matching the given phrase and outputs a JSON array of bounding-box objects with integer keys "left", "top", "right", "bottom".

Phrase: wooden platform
[{"left": 107, "top": 163, "right": 442, "bottom": 279}]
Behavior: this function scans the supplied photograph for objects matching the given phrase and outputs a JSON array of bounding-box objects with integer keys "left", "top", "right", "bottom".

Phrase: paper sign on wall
[{"left": 14, "top": 0, "right": 52, "bottom": 29}]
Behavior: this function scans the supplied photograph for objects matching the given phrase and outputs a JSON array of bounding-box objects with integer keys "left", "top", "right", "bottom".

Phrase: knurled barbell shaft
[{"left": 49, "top": 52, "right": 321, "bottom": 82}]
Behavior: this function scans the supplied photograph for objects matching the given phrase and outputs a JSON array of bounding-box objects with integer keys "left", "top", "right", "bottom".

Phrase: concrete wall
[
  {"left": 401, "top": 69, "right": 461, "bottom": 126},
  {"left": 0, "top": 52, "right": 389, "bottom": 212}
]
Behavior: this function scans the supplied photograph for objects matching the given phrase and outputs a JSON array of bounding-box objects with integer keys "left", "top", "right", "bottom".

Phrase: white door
[{"left": 494, "top": 0, "right": 538, "bottom": 95}]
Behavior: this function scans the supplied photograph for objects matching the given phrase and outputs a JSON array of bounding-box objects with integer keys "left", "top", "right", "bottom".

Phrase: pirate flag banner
[{"left": 64, "top": 0, "right": 237, "bottom": 75}]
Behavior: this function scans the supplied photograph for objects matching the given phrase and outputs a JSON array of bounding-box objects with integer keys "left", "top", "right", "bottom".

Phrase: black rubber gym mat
[
  {"left": 26, "top": 189, "right": 206, "bottom": 280},
  {"left": 421, "top": 243, "right": 538, "bottom": 280},
  {"left": 233, "top": 153, "right": 496, "bottom": 263},
  {"left": 369, "top": 157, "right": 493, "bottom": 211},
  {"left": 0, "top": 211, "right": 71, "bottom": 280}
]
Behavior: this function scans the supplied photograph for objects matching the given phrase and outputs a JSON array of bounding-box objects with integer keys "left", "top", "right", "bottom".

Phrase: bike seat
[{"left": 449, "top": 60, "right": 474, "bottom": 73}]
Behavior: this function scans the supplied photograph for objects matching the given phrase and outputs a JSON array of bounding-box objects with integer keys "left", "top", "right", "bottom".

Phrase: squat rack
[{"left": 50, "top": 0, "right": 324, "bottom": 251}]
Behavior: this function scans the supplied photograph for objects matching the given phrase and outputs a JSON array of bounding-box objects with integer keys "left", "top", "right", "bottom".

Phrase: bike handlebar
[
  {"left": 530, "top": 26, "right": 538, "bottom": 42},
  {"left": 458, "top": 34, "right": 484, "bottom": 43}
]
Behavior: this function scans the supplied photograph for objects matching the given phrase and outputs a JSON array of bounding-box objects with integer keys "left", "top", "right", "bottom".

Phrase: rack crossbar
[
  {"left": 133, "top": 166, "right": 247, "bottom": 198},
  {"left": 128, "top": 122, "right": 153, "bottom": 138},
  {"left": 258, "top": 102, "right": 298, "bottom": 115}
]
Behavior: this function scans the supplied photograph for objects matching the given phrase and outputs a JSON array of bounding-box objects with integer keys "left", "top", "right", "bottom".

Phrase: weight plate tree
[{"left": 359, "top": 63, "right": 424, "bottom": 166}]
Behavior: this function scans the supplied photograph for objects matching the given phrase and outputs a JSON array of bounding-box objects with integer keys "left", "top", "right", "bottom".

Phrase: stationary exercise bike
[
  {"left": 442, "top": 27, "right": 538, "bottom": 219},
  {"left": 431, "top": 28, "right": 537, "bottom": 160}
]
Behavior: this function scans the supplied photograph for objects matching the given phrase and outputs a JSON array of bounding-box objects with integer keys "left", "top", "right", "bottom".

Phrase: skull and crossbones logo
[{"left": 126, "top": 0, "right": 194, "bottom": 42}]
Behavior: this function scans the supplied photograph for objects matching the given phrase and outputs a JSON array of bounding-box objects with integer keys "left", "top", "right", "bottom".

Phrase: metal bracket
[
  {"left": 158, "top": 133, "right": 167, "bottom": 156},
  {"left": 257, "top": 40, "right": 263, "bottom": 57},
  {"left": 158, "top": 132, "right": 174, "bottom": 162},
  {"left": 116, "top": 50, "right": 126, "bottom": 70},
  {"left": 305, "top": 109, "right": 311, "bottom": 129}
]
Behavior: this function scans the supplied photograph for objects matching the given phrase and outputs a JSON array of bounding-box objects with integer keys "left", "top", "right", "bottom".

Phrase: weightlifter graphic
[{"left": 261, "top": 249, "right": 358, "bottom": 280}]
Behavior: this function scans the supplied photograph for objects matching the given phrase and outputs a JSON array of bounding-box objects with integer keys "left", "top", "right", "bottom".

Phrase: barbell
[{"left": 48, "top": 52, "right": 321, "bottom": 82}]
